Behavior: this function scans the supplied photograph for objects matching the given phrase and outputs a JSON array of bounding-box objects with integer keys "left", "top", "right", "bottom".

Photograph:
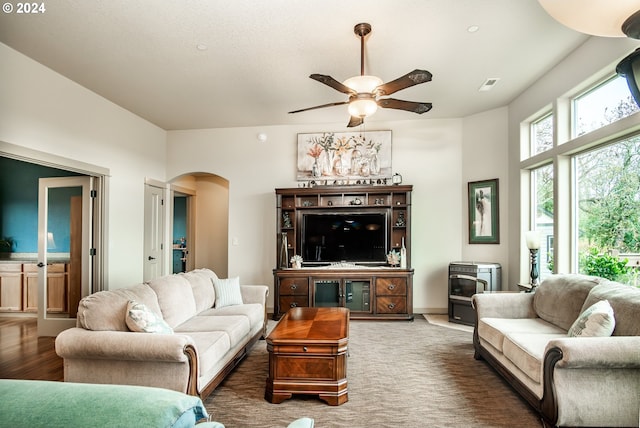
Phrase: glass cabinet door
[
  {"left": 345, "top": 280, "right": 370, "bottom": 312},
  {"left": 312, "top": 278, "right": 371, "bottom": 313},
  {"left": 314, "top": 280, "right": 340, "bottom": 307}
]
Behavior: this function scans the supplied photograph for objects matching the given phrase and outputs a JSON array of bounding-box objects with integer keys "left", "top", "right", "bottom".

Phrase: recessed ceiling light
[
  {"left": 196, "top": 43, "right": 208, "bottom": 51},
  {"left": 467, "top": 25, "right": 480, "bottom": 33}
]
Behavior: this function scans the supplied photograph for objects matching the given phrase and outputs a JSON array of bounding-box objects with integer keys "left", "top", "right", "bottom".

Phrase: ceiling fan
[{"left": 289, "top": 22, "right": 433, "bottom": 128}]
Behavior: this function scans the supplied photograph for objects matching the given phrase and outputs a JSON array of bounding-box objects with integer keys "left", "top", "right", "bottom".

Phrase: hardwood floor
[{"left": 0, "top": 317, "right": 63, "bottom": 381}]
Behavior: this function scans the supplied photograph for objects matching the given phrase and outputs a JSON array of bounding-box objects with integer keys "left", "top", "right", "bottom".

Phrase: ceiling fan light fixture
[
  {"left": 348, "top": 97, "right": 378, "bottom": 118},
  {"left": 343, "top": 75, "right": 384, "bottom": 93}
]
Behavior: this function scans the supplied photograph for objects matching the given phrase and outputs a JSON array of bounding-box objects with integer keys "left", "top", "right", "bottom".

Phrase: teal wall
[
  {"left": 0, "top": 157, "right": 81, "bottom": 252},
  {"left": 172, "top": 196, "right": 187, "bottom": 273}
]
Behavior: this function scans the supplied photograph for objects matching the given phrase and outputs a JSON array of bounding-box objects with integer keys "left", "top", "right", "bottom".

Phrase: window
[
  {"left": 575, "top": 136, "right": 640, "bottom": 273},
  {"left": 531, "top": 114, "right": 553, "bottom": 156},
  {"left": 532, "top": 164, "right": 554, "bottom": 278},
  {"left": 523, "top": 72, "right": 640, "bottom": 286},
  {"left": 573, "top": 75, "right": 639, "bottom": 137}
]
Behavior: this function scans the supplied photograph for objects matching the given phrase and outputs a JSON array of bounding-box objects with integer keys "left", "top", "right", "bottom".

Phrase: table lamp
[{"left": 525, "top": 230, "right": 540, "bottom": 289}]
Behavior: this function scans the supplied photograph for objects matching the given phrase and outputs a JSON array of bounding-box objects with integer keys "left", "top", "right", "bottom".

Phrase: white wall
[
  {"left": 507, "top": 37, "right": 640, "bottom": 289},
  {"left": 167, "top": 118, "right": 471, "bottom": 313},
  {"left": 1, "top": 36, "right": 539, "bottom": 312},
  {"left": 0, "top": 42, "right": 168, "bottom": 289},
  {"left": 461, "top": 107, "right": 510, "bottom": 288}
]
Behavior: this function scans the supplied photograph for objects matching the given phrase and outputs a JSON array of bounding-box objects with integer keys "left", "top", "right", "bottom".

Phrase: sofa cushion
[
  {"left": 77, "top": 283, "right": 161, "bottom": 331},
  {"left": 581, "top": 281, "right": 640, "bottom": 336},
  {"left": 502, "top": 332, "right": 566, "bottom": 383},
  {"left": 199, "top": 303, "right": 264, "bottom": 334},
  {"left": 478, "top": 317, "right": 566, "bottom": 352},
  {"left": 185, "top": 331, "right": 231, "bottom": 376},
  {"left": 533, "top": 274, "right": 602, "bottom": 330},
  {"left": 147, "top": 275, "right": 197, "bottom": 328},
  {"left": 180, "top": 269, "right": 218, "bottom": 313},
  {"left": 175, "top": 315, "right": 251, "bottom": 348},
  {"left": 212, "top": 277, "right": 244, "bottom": 308},
  {"left": 0, "top": 379, "right": 210, "bottom": 428},
  {"left": 568, "top": 299, "right": 615, "bottom": 337},
  {"left": 125, "top": 300, "right": 174, "bottom": 334}
]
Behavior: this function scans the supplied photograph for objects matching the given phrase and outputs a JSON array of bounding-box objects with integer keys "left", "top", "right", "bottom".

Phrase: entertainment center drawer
[
  {"left": 376, "top": 296, "right": 407, "bottom": 314},
  {"left": 375, "top": 277, "right": 407, "bottom": 296},
  {"left": 279, "top": 278, "right": 309, "bottom": 295},
  {"left": 280, "top": 296, "right": 309, "bottom": 310}
]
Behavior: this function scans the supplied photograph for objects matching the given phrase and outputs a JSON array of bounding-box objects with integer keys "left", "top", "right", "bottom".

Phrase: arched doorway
[{"left": 170, "top": 173, "right": 229, "bottom": 277}]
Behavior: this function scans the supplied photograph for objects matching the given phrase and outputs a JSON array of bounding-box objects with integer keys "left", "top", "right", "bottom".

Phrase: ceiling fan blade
[
  {"left": 376, "top": 69, "right": 433, "bottom": 96},
  {"left": 310, "top": 74, "right": 355, "bottom": 95},
  {"left": 288, "top": 101, "right": 349, "bottom": 114},
  {"left": 378, "top": 98, "right": 432, "bottom": 114},
  {"left": 347, "top": 116, "right": 364, "bottom": 128}
]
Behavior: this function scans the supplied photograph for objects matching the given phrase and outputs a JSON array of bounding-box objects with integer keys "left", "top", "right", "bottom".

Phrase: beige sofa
[
  {"left": 55, "top": 268, "right": 268, "bottom": 399},
  {"left": 472, "top": 274, "right": 640, "bottom": 427}
]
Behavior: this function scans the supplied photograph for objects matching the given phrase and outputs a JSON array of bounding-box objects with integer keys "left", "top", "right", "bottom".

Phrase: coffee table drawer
[
  {"left": 271, "top": 344, "right": 339, "bottom": 355},
  {"left": 279, "top": 278, "right": 309, "bottom": 295},
  {"left": 273, "top": 355, "right": 338, "bottom": 380}
]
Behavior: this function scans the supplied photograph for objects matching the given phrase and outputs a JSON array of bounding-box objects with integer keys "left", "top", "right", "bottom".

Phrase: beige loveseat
[
  {"left": 55, "top": 268, "right": 268, "bottom": 399},
  {"left": 472, "top": 274, "right": 640, "bottom": 427}
]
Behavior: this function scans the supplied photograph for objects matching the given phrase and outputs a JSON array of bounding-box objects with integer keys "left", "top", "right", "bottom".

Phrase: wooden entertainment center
[{"left": 273, "top": 185, "right": 413, "bottom": 320}]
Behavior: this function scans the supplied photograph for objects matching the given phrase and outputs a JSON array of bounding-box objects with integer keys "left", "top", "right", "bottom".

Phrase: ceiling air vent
[{"left": 479, "top": 78, "right": 501, "bottom": 92}]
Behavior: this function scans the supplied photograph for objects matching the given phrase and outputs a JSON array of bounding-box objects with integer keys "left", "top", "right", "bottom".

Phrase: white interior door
[
  {"left": 144, "top": 183, "right": 165, "bottom": 281},
  {"left": 37, "top": 176, "right": 93, "bottom": 337}
]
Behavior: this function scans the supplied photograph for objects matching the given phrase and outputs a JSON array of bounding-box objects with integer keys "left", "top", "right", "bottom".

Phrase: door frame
[
  {"left": 38, "top": 176, "right": 94, "bottom": 336},
  {"left": 143, "top": 179, "right": 167, "bottom": 281},
  {"left": 0, "top": 141, "right": 109, "bottom": 308}
]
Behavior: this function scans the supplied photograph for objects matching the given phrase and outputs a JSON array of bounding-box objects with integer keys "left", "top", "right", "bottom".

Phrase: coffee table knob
[{"left": 303, "top": 346, "right": 308, "bottom": 352}]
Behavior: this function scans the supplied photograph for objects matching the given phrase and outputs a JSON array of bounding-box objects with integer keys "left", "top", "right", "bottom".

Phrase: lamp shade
[
  {"left": 343, "top": 75, "right": 383, "bottom": 93},
  {"left": 348, "top": 98, "right": 378, "bottom": 118},
  {"left": 616, "top": 48, "right": 640, "bottom": 108},
  {"left": 537, "top": 0, "right": 640, "bottom": 37},
  {"left": 525, "top": 230, "right": 540, "bottom": 250}
]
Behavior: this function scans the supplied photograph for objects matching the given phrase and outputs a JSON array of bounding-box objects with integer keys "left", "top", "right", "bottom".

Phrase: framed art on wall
[
  {"left": 468, "top": 178, "right": 499, "bottom": 244},
  {"left": 296, "top": 131, "right": 392, "bottom": 182}
]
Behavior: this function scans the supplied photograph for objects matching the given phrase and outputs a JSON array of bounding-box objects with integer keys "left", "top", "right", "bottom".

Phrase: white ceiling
[{"left": 0, "top": 0, "right": 589, "bottom": 130}]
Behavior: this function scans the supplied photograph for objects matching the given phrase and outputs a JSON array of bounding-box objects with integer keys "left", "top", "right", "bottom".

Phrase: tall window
[
  {"left": 574, "top": 136, "right": 640, "bottom": 280},
  {"left": 532, "top": 164, "right": 554, "bottom": 278},
  {"left": 523, "top": 71, "right": 640, "bottom": 286}
]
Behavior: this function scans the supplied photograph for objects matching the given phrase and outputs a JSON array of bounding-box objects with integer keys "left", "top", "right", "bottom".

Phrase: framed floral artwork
[
  {"left": 296, "top": 131, "right": 392, "bottom": 182},
  {"left": 468, "top": 178, "right": 499, "bottom": 244}
]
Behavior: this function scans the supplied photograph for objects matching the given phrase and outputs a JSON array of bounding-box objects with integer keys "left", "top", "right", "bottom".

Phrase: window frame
[{"left": 520, "top": 72, "right": 640, "bottom": 280}]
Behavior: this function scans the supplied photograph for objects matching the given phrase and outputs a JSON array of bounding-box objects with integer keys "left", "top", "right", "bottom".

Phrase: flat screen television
[{"left": 301, "top": 210, "right": 388, "bottom": 265}]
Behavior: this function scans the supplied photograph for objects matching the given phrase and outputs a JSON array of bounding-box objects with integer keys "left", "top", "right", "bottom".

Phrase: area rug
[{"left": 204, "top": 318, "right": 541, "bottom": 428}]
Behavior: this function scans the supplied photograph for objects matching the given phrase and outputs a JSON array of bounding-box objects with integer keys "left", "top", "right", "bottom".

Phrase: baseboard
[{"left": 414, "top": 308, "right": 448, "bottom": 315}]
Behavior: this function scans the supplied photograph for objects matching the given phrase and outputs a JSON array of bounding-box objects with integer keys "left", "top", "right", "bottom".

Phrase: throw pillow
[
  {"left": 212, "top": 277, "right": 243, "bottom": 308},
  {"left": 567, "top": 299, "right": 615, "bottom": 337},
  {"left": 125, "top": 300, "right": 173, "bottom": 334}
]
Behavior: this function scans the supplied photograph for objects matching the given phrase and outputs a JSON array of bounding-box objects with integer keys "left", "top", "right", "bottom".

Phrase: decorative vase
[
  {"left": 400, "top": 237, "right": 407, "bottom": 269},
  {"left": 279, "top": 232, "right": 288, "bottom": 268}
]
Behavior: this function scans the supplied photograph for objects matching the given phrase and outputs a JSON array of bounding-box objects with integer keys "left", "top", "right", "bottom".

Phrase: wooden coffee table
[{"left": 265, "top": 307, "right": 349, "bottom": 406}]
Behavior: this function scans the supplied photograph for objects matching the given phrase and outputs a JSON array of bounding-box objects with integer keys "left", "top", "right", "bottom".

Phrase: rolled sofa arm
[
  {"left": 240, "top": 285, "right": 269, "bottom": 306},
  {"left": 55, "top": 328, "right": 196, "bottom": 362},
  {"left": 546, "top": 336, "right": 640, "bottom": 369},
  {"left": 472, "top": 292, "right": 536, "bottom": 319}
]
